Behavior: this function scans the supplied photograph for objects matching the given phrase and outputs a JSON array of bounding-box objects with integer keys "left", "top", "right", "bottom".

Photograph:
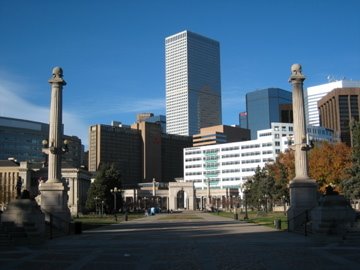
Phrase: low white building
[{"left": 184, "top": 123, "right": 335, "bottom": 197}]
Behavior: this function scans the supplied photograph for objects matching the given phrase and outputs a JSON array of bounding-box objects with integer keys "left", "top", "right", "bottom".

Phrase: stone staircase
[
  {"left": 0, "top": 221, "right": 45, "bottom": 246},
  {"left": 0, "top": 225, "right": 11, "bottom": 248}
]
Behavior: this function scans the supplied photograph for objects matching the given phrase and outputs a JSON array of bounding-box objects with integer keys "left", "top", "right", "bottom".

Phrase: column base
[
  {"left": 39, "top": 181, "right": 71, "bottom": 232},
  {"left": 287, "top": 178, "right": 318, "bottom": 232}
]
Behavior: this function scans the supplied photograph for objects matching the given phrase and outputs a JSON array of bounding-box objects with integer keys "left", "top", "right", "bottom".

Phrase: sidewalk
[{"left": 0, "top": 211, "right": 359, "bottom": 269}]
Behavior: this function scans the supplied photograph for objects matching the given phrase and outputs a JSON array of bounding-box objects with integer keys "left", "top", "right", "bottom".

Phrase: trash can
[
  {"left": 274, "top": 219, "right": 281, "bottom": 230},
  {"left": 74, "top": 221, "right": 82, "bottom": 234},
  {"left": 234, "top": 213, "right": 238, "bottom": 220}
]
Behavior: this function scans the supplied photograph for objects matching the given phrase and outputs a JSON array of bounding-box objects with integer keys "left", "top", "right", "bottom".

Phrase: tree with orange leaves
[
  {"left": 308, "top": 141, "right": 351, "bottom": 193},
  {"left": 267, "top": 141, "right": 351, "bottom": 194}
]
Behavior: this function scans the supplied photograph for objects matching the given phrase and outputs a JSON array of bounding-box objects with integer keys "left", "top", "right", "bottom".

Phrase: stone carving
[
  {"left": 291, "top": 63, "right": 302, "bottom": 76},
  {"left": 52, "top": 66, "right": 63, "bottom": 78}
]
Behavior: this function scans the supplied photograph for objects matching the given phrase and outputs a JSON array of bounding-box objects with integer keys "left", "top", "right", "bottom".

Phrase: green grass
[
  {"left": 158, "top": 214, "right": 203, "bottom": 220},
  {"left": 73, "top": 213, "right": 145, "bottom": 230},
  {"left": 211, "top": 211, "right": 288, "bottom": 230}
]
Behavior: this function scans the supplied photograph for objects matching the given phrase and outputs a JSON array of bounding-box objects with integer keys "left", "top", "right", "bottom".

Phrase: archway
[{"left": 177, "top": 189, "right": 185, "bottom": 209}]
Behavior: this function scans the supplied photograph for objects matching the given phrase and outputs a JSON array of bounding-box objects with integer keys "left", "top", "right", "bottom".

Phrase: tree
[
  {"left": 309, "top": 141, "right": 351, "bottom": 192},
  {"left": 86, "top": 163, "right": 122, "bottom": 213},
  {"left": 267, "top": 162, "right": 290, "bottom": 204},
  {"left": 267, "top": 142, "right": 351, "bottom": 194},
  {"left": 245, "top": 166, "right": 275, "bottom": 211},
  {"left": 341, "top": 120, "right": 360, "bottom": 200}
]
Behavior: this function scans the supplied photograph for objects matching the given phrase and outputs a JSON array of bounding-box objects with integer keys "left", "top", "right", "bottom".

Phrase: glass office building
[
  {"left": 165, "top": 30, "right": 222, "bottom": 136},
  {"left": 0, "top": 116, "right": 83, "bottom": 167},
  {"left": 246, "top": 88, "right": 292, "bottom": 139}
]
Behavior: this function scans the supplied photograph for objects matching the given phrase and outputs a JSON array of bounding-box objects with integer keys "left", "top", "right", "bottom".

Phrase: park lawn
[
  {"left": 73, "top": 213, "right": 144, "bottom": 230},
  {"left": 158, "top": 214, "right": 203, "bottom": 220},
  {"left": 211, "top": 211, "right": 288, "bottom": 230}
]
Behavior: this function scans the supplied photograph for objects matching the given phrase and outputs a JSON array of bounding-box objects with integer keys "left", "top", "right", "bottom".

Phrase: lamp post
[
  {"left": 101, "top": 200, "right": 104, "bottom": 217},
  {"left": 264, "top": 194, "right": 268, "bottom": 213},
  {"left": 233, "top": 196, "right": 238, "bottom": 220},
  {"left": 244, "top": 189, "right": 249, "bottom": 220},
  {"left": 110, "top": 187, "right": 121, "bottom": 214},
  {"left": 94, "top": 196, "right": 99, "bottom": 215},
  {"left": 282, "top": 195, "right": 287, "bottom": 215}
]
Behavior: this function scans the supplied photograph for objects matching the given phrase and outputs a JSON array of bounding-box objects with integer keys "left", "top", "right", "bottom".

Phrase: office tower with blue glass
[
  {"left": 165, "top": 30, "right": 222, "bottom": 136},
  {"left": 246, "top": 88, "right": 292, "bottom": 139}
]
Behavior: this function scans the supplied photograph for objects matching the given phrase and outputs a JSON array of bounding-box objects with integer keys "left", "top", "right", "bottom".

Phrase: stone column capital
[
  {"left": 289, "top": 74, "right": 306, "bottom": 83},
  {"left": 48, "top": 66, "right": 67, "bottom": 85}
]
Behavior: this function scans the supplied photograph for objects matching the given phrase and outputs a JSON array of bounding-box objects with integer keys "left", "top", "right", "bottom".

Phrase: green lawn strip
[
  {"left": 210, "top": 211, "right": 288, "bottom": 230},
  {"left": 73, "top": 213, "right": 145, "bottom": 230},
  {"left": 158, "top": 214, "right": 203, "bottom": 220}
]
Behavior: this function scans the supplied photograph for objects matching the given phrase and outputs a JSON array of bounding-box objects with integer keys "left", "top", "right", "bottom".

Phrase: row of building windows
[
  {"left": 262, "top": 143, "right": 272, "bottom": 147},
  {"left": 185, "top": 164, "right": 202, "bottom": 169},
  {"left": 259, "top": 132, "right": 272, "bottom": 137},
  {"left": 241, "top": 144, "right": 260, "bottom": 149},
  {"left": 222, "top": 161, "right": 240, "bottom": 166},
  {"left": 222, "top": 177, "right": 241, "bottom": 181},
  {"left": 222, "top": 154, "right": 240, "bottom": 159},
  {"left": 221, "top": 146, "right": 240, "bottom": 151},
  {"left": 242, "top": 168, "right": 256, "bottom": 172},
  {"left": 222, "top": 169, "right": 240, "bottom": 173},
  {"left": 241, "top": 151, "right": 260, "bottom": 157},
  {"left": 185, "top": 172, "right": 202, "bottom": 176},
  {"left": 185, "top": 150, "right": 201, "bottom": 155},
  {"left": 204, "top": 163, "right": 219, "bottom": 169},
  {"left": 241, "top": 159, "right": 261, "bottom": 164},
  {"left": 204, "top": 156, "right": 219, "bottom": 161},
  {"left": 203, "top": 149, "right": 219, "bottom": 154},
  {"left": 185, "top": 157, "right": 202, "bottom": 162},
  {"left": 204, "top": 170, "right": 220, "bottom": 176}
]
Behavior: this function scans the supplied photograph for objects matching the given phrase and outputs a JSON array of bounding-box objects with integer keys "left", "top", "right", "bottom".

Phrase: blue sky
[{"left": 0, "top": 0, "right": 359, "bottom": 147}]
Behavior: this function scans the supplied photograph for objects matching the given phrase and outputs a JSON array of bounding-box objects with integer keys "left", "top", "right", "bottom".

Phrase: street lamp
[
  {"left": 110, "top": 187, "right": 121, "bottom": 214},
  {"left": 94, "top": 196, "right": 99, "bottom": 215},
  {"left": 244, "top": 189, "right": 249, "bottom": 220},
  {"left": 264, "top": 194, "right": 268, "bottom": 213},
  {"left": 282, "top": 195, "right": 287, "bottom": 215},
  {"left": 101, "top": 200, "right": 104, "bottom": 216}
]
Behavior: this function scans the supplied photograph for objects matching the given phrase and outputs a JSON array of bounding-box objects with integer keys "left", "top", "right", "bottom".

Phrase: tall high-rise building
[
  {"left": 318, "top": 87, "right": 360, "bottom": 146},
  {"left": 165, "top": 30, "right": 222, "bottom": 136},
  {"left": 246, "top": 88, "right": 292, "bottom": 139},
  {"left": 239, "top": 112, "right": 248, "bottom": 129},
  {"left": 305, "top": 80, "right": 360, "bottom": 126}
]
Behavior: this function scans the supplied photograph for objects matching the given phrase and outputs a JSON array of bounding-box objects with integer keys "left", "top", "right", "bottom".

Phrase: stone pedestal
[
  {"left": 311, "top": 195, "right": 356, "bottom": 234},
  {"left": 1, "top": 199, "right": 45, "bottom": 236},
  {"left": 287, "top": 178, "right": 318, "bottom": 231},
  {"left": 39, "top": 181, "right": 71, "bottom": 232}
]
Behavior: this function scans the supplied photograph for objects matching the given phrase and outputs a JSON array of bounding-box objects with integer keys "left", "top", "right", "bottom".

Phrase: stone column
[
  {"left": 39, "top": 67, "right": 71, "bottom": 230},
  {"left": 287, "top": 64, "right": 318, "bottom": 231}
]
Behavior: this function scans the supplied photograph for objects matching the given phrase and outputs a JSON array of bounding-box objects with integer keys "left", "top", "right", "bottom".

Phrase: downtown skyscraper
[{"left": 165, "top": 30, "right": 222, "bottom": 136}]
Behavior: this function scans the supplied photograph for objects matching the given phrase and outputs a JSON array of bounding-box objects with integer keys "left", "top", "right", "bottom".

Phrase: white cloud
[
  {"left": 74, "top": 97, "right": 165, "bottom": 118},
  {"left": 119, "top": 98, "right": 165, "bottom": 113},
  {"left": 0, "top": 76, "right": 89, "bottom": 146}
]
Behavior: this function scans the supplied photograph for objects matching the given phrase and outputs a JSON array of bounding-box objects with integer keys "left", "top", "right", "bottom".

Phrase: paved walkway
[{"left": 0, "top": 211, "right": 359, "bottom": 269}]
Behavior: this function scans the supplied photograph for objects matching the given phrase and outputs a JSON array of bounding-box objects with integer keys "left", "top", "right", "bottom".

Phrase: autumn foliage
[
  {"left": 308, "top": 142, "right": 351, "bottom": 192},
  {"left": 266, "top": 141, "right": 352, "bottom": 194}
]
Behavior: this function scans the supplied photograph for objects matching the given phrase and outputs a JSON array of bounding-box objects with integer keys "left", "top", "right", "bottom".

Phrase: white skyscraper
[
  {"left": 305, "top": 80, "right": 360, "bottom": 126},
  {"left": 165, "top": 30, "right": 222, "bottom": 136}
]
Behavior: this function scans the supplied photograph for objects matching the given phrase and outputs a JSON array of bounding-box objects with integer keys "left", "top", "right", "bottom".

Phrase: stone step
[{"left": 9, "top": 231, "right": 27, "bottom": 238}]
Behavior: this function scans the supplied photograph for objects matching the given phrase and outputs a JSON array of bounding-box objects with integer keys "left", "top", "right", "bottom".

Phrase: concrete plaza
[{"left": 0, "top": 211, "right": 359, "bottom": 269}]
